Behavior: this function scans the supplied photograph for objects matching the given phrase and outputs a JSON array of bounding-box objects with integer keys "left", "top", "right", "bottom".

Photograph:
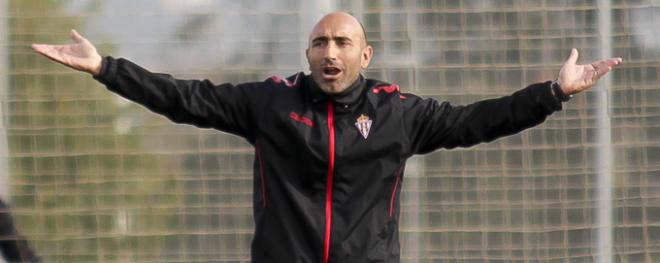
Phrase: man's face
[{"left": 306, "top": 13, "right": 373, "bottom": 94}]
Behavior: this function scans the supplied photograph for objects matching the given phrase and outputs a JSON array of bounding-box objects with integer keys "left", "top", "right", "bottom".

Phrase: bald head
[
  {"left": 305, "top": 11, "right": 374, "bottom": 94},
  {"left": 308, "top": 12, "right": 368, "bottom": 48}
]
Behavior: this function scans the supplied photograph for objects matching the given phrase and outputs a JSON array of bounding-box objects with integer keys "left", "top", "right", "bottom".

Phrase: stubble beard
[{"left": 312, "top": 71, "right": 359, "bottom": 94}]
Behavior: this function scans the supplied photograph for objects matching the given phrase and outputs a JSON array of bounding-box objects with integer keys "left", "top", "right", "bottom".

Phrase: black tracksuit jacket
[{"left": 94, "top": 57, "right": 564, "bottom": 263}]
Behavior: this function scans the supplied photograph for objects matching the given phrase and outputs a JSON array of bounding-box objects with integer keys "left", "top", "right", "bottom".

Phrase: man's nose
[{"left": 323, "top": 42, "right": 339, "bottom": 60}]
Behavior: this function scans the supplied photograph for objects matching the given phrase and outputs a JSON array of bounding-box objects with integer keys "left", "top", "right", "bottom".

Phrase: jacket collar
[{"left": 306, "top": 74, "right": 366, "bottom": 106}]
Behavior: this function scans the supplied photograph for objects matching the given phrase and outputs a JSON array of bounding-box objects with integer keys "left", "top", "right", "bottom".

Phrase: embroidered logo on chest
[{"left": 355, "top": 114, "right": 372, "bottom": 139}]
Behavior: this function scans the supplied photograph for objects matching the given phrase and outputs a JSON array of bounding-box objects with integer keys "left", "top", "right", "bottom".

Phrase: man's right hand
[{"left": 32, "top": 29, "right": 103, "bottom": 76}]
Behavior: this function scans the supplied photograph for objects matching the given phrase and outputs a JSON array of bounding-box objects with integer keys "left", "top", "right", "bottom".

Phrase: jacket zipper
[{"left": 323, "top": 100, "right": 336, "bottom": 263}]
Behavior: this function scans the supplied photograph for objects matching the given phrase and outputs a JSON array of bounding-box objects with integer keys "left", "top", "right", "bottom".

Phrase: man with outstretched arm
[{"left": 32, "top": 11, "right": 622, "bottom": 263}]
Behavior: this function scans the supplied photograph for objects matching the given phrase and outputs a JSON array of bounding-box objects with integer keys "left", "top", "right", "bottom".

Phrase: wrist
[
  {"left": 89, "top": 55, "right": 103, "bottom": 76},
  {"left": 551, "top": 80, "right": 572, "bottom": 102}
]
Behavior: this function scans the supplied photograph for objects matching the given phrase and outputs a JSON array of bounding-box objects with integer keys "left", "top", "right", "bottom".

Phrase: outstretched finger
[
  {"left": 70, "top": 29, "right": 85, "bottom": 43},
  {"left": 31, "top": 44, "right": 66, "bottom": 63},
  {"left": 31, "top": 43, "right": 47, "bottom": 54},
  {"left": 592, "top": 57, "right": 623, "bottom": 69},
  {"left": 564, "top": 48, "right": 579, "bottom": 66},
  {"left": 31, "top": 44, "right": 57, "bottom": 56},
  {"left": 592, "top": 66, "right": 611, "bottom": 80},
  {"left": 591, "top": 57, "right": 623, "bottom": 78}
]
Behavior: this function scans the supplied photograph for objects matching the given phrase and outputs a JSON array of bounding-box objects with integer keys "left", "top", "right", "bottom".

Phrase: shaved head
[
  {"left": 308, "top": 12, "right": 368, "bottom": 47},
  {"left": 306, "top": 12, "right": 373, "bottom": 94}
]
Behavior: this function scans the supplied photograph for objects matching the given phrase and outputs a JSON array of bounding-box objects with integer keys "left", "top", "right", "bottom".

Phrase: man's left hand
[{"left": 557, "top": 48, "right": 623, "bottom": 95}]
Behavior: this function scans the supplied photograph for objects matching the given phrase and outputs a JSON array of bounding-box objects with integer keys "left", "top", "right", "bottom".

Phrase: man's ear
[
  {"left": 305, "top": 48, "right": 311, "bottom": 70},
  {"left": 361, "top": 45, "right": 373, "bottom": 69}
]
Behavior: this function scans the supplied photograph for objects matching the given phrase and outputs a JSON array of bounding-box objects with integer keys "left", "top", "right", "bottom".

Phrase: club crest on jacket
[{"left": 355, "top": 114, "right": 372, "bottom": 139}]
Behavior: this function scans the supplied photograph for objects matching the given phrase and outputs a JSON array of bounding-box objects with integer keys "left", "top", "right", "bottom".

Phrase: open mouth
[{"left": 322, "top": 67, "right": 342, "bottom": 80}]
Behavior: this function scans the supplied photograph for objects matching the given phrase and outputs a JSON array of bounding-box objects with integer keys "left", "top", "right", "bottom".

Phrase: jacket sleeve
[
  {"left": 93, "top": 56, "right": 262, "bottom": 140},
  {"left": 0, "top": 201, "right": 41, "bottom": 262},
  {"left": 404, "top": 81, "right": 563, "bottom": 154}
]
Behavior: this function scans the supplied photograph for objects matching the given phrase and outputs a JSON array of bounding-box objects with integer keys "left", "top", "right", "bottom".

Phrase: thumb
[
  {"left": 565, "top": 48, "right": 579, "bottom": 66},
  {"left": 70, "top": 29, "right": 85, "bottom": 43}
]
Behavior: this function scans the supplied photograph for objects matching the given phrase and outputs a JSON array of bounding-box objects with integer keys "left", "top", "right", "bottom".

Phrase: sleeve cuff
[
  {"left": 550, "top": 80, "right": 573, "bottom": 102},
  {"left": 537, "top": 81, "right": 564, "bottom": 111},
  {"left": 92, "top": 56, "right": 118, "bottom": 84}
]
